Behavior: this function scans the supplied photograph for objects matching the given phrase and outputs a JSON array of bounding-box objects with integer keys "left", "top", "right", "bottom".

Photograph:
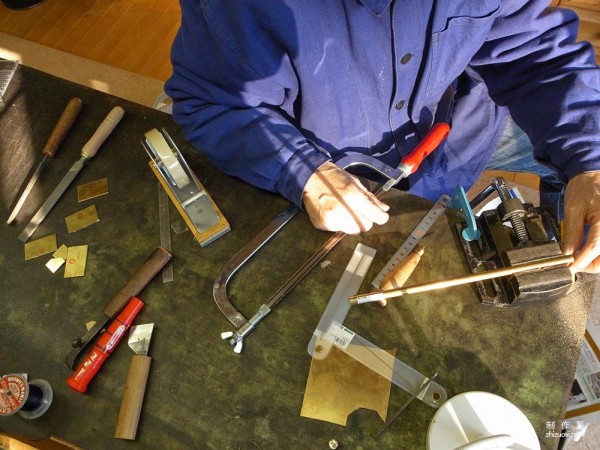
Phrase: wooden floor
[
  {"left": 0, "top": 0, "right": 180, "bottom": 81},
  {"left": 0, "top": 0, "right": 543, "bottom": 190}
]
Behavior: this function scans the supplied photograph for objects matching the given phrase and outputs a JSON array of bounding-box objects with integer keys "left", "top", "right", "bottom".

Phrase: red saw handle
[
  {"left": 400, "top": 123, "right": 450, "bottom": 176},
  {"left": 67, "top": 297, "right": 144, "bottom": 393}
]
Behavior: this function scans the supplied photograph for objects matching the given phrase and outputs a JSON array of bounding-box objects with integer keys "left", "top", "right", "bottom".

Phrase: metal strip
[
  {"left": 372, "top": 194, "right": 451, "bottom": 288},
  {"left": 158, "top": 183, "right": 173, "bottom": 283}
]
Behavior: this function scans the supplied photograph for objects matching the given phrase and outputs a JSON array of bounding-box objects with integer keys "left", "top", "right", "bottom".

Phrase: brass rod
[{"left": 349, "top": 254, "right": 574, "bottom": 305}]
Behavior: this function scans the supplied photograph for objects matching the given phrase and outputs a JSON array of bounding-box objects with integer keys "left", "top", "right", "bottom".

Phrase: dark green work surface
[{"left": 0, "top": 65, "right": 594, "bottom": 449}]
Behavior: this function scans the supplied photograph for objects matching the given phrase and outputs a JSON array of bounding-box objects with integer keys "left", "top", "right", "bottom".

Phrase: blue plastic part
[{"left": 451, "top": 186, "right": 481, "bottom": 241}]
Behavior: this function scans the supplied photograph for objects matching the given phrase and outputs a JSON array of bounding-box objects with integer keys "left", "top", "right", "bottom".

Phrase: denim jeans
[{"left": 485, "top": 118, "right": 566, "bottom": 221}]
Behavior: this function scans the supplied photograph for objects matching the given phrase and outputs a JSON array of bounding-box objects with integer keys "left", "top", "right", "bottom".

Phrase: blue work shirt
[{"left": 166, "top": 0, "right": 600, "bottom": 206}]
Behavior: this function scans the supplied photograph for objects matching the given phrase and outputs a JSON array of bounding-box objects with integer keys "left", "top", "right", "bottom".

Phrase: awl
[
  {"left": 18, "top": 106, "right": 125, "bottom": 242},
  {"left": 7, "top": 97, "right": 83, "bottom": 224}
]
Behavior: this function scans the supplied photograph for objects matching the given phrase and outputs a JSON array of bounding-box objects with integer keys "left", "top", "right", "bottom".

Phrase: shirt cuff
[{"left": 277, "top": 147, "right": 331, "bottom": 207}]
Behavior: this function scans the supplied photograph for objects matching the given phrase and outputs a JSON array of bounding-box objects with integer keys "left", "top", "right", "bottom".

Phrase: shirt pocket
[{"left": 426, "top": 2, "right": 500, "bottom": 96}]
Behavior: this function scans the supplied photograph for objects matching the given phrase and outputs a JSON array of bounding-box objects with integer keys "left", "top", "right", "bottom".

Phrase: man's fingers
[
  {"left": 302, "top": 161, "right": 389, "bottom": 234},
  {"left": 357, "top": 194, "right": 390, "bottom": 225},
  {"left": 561, "top": 212, "right": 584, "bottom": 258},
  {"left": 570, "top": 223, "right": 600, "bottom": 273}
]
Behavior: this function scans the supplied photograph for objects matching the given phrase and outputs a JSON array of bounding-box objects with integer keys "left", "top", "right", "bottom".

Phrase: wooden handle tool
[
  {"left": 42, "top": 97, "right": 83, "bottom": 157},
  {"left": 114, "top": 354, "right": 151, "bottom": 440},
  {"left": 115, "top": 322, "right": 154, "bottom": 440},
  {"left": 378, "top": 246, "right": 425, "bottom": 306}
]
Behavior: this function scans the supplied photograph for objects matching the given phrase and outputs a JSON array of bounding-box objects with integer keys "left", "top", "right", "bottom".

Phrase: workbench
[{"left": 0, "top": 64, "right": 595, "bottom": 449}]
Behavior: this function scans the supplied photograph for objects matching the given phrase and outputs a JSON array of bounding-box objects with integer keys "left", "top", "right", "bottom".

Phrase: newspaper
[{"left": 565, "top": 318, "right": 600, "bottom": 421}]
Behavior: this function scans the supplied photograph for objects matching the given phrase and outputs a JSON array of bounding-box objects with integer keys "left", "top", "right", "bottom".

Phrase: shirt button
[
  {"left": 400, "top": 53, "right": 413, "bottom": 64},
  {"left": 394, "top": 100, "right": 405, "bottom": 110}
]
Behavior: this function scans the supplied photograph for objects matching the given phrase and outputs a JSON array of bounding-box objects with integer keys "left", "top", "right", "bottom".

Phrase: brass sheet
[
  {"left": 65, "top": 205, "right": 99, "bottom": 233},
  {"left": 301, "top": 345, "right": 393, "bottom": 426},
  {"left": 47, "top": 245, "right": 69, "bottom": 273},
  {"left": 77, "top": 177, "right": 109, "bottom": 202},
  {"left": 53, "top": 244, "right": 68, "bottom": 260},
  {"left": 64, "top": 245, "right": 88, "bottom": 278},
  {"left": 24, "top": 234, "right": 57, "bottom": 260}
]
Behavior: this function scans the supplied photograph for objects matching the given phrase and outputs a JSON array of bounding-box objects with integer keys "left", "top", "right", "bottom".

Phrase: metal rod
[
  {"left": 374, "top": 373, "right": 438, "bottom": 439},
  {"left": 349, "top": 254, "right": 574, "bottom": 305}
]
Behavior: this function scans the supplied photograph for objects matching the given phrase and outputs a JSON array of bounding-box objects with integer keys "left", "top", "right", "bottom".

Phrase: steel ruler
[
  {"left": 157, "top": 183, "right": 173, "bottom": 283},
  {"left": 371, "top": 194, "right": 451, "bottom": 288}
]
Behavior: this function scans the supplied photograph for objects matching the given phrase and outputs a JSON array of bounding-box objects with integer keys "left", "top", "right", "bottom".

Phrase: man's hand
[
  {"left": 562, "top": 171, "right": 600, "bottom": 273},
  {"left": 302, "top": 161, "right": 390, "bottom": 234}
]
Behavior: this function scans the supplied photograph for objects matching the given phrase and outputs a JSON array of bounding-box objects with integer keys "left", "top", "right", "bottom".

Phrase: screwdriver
[{"left": 7, "top": 97, "right": 83, "bottom": 224}]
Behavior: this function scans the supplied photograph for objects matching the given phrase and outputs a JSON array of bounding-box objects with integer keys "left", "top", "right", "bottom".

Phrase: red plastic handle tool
[
  {"left": 67, "top": 297, "right": 144, "bottom": 393},
  {"left": 400, "top": 123, "right": 450, "bottom": 176}
]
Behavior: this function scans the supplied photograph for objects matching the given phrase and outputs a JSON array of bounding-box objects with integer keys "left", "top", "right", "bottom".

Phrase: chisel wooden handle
[
  {"left": 81, "top": 106, "right": 125, "bottom": 158},
  {"left": 103, "top": 247, "right": 172, "bottom": 318},
  {"left": 378, "top": 247, "right": 424, "bottom": 307},
  {"left": 114, "top": 354, "right": 151, "bottom": 440},
  {"left": 42, "top": 97, "right": 83, "bottom": 158}
]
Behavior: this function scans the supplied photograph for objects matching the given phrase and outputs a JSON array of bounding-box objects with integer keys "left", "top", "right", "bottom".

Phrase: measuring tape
[{"left": 372, "top": 194, "right": 451, "bottom": 288}]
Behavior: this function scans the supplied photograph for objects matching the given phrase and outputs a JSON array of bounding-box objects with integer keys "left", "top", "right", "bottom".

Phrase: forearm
[
  {"left": 170, "top": 97, "right": 330, "bottom": 206},
  {"left": 471, "top": 0, "right": 600, "bottom": 179}
]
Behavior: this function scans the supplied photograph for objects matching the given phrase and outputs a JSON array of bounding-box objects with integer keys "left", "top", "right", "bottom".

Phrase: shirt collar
[{"left": 357, "top": 0, "right": 393, "bottom": 16}]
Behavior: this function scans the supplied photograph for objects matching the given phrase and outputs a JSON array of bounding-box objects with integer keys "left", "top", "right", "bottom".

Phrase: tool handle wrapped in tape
[{"left": 67, "top": 297, "right": 144, "bottom": 393}]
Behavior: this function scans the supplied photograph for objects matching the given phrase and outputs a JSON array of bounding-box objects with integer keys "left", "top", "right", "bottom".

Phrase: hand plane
[{"left": 455, "top": 177, "right": 573, "bottom": 306}]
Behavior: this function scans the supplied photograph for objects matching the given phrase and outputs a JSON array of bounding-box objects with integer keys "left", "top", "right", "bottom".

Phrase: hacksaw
[{"left": 214, "top": 123, "right": 451, "bottom": 353}]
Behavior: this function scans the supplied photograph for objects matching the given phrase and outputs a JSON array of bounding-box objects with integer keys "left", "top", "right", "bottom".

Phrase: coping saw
[{"left": 216, "top": 123, "right": 451, "bottom": 353}]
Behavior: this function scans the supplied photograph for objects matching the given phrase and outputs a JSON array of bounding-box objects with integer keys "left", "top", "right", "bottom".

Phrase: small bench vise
[{"left": 455, "top": 177, "right": 573, "bottom": 307}]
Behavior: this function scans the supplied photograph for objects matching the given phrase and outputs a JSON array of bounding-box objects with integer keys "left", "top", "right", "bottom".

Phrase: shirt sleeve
[
  {"left": 165, "top": 0, "right": 330, "bottom": 206},
  {"left": 468, "top": 0, "right": 600, "bottom": 180}
]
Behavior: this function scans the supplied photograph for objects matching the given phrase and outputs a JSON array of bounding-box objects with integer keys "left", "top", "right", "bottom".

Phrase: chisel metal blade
[
  {"left": 18, "top": 158, "right": 85, "bottom": 242},
  {"left": 7, "top": 97, "right": 83, "bottom": 224},
  {"left": 17, "top": 106, "right": 125, "bottom": 242},
  {"left": 7, "top": 157, "right": 50, "bottom": 224}
]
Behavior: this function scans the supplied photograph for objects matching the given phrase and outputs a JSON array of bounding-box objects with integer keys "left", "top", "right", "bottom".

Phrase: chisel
[
  {"left": 7, "top": 97, "right": 83, "bottom": 224},
  {"left": 18, "top": 106, "right": 124, "bottom": 242}
]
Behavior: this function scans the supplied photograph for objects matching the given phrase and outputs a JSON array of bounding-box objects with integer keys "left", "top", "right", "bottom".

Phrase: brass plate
[
  {"left": 64, "top": 245, "right": 88, "bottom": 278},
  {"left": 65, "top": 205, "right": 100, "bottom": 233},
  {"left": 46, "top": 244, "right": 68, "bottom": 273},
  {"left": 301, "top": 346, "right": 393, "bottom": 426},
  {"left": 24, "top": 234, "right": 57, "bottom": 260},
  {"left": 77, "top": 177, "right": 109, "bottom": 202},
  {"left": 53, "top": 244, "right": 68, "bottom": 260}
]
